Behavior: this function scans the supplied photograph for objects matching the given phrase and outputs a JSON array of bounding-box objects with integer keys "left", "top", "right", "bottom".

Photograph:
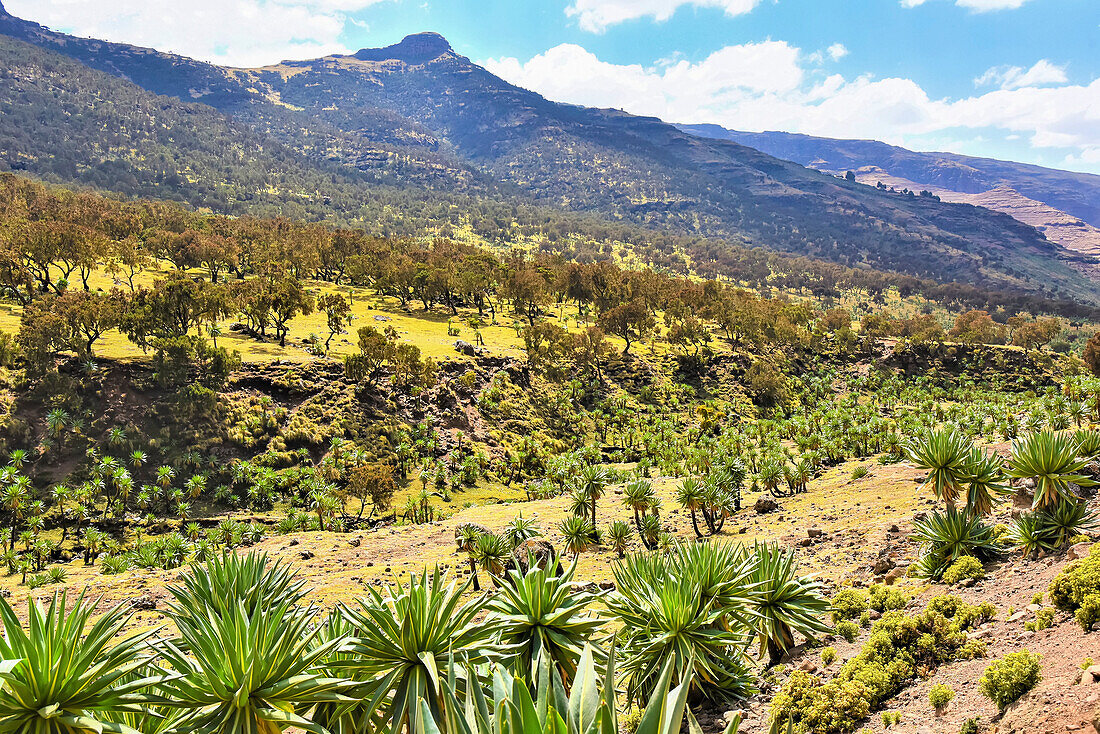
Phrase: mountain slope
[
  {"left": 678, "top": 124, "right": 1100, "bottom": 256},
  {"left": 0, "top": 5, "right": 1097, "bottom": 302}
]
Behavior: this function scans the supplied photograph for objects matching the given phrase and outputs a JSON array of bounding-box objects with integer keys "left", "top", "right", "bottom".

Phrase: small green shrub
[
  {"left": 1049, "top": 544, "right": 1100, "bottom": 614},
  {"left": 620, "top": 708, "right": 642, "bottom": 734},
  {"left": 831, "top": 588, "right": 868, "bottom": 622},
  {"left": 929, "top": 683, "right": 955, "bottom": 711},
  {"left": 881, "top": 711, "right": 901, "bottom": 727},
  {"left": 821, "top": 646, "right": 838, "bottom": 665},
  {"left": 25, "top": 573, "right": 49, "bottom": 589},
  {"left": 1075, "top": 594, "right": 1100, "bottom": 632},
  {"left": 835, "top": 621, "right": 859, "bottom": 642},
  {"left": 1026, "top": 608, "right": 1054, "bottom": 632},
  {"left": 959, "top": 718, "right": 981, "bottom": 734},
  {"left": 979, "top": 651, "right": 1042, "bottom": 711},
  {"left": 769, "top": 671, "right": 871, "bottom": 734},
  {"left": 942, "top": 556, "right": 985, "bottom": 585},
  {"left": 868, "top": 584, "right": 910, "bottom": 613},
  {"left": 850, "top": 465, "right": 870, "bottom": 481},
  {"left": 859, "top": 611, "right": 871, "bottom": 627},
  {"left": 46, "top": 567, "right": 67, "bottom": 584}
]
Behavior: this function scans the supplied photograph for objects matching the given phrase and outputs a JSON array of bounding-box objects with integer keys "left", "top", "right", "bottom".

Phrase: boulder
[
  {"left": 128, "top": 594, "right": 157, "bottom": 611},
  {"left": 807, "top": 528, "right": 823, "bottom": 538},
  {"left": 755, "top": 497, "right": 779, "bottom": 514},
  {"left": 511, "top": 539, "right": 557, "bottom": 574},
  {"left": 873, "top": 557, "right": 896, "bottom": 575},
  {"left": 1068, "top": 542, "right": 1094, "bottom": 561}
]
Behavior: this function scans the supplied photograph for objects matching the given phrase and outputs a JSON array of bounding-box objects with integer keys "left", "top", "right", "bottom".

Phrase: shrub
[
  {"left": 881, "top": 711, "right": 901, "bottom": 727},
  {"left": 835, "top": 621, "right": 859, "bottom": 642},
  {"left": 821, "top": 646, "right": 838, "bottom": 665},
  {"left": 942, "top": 556, "right": 985, "bottom": 585},
  {"left": 831, "top": 588, "right": 868, "bottom": 622},
  {"left": 1075, "top": 594, "right": 1100, "bottom": 632},
  {"left": 929, "top": 683, "right": 955, "bottom": 711},
  {"left": 1049, "top": 544, "right": 1100, "bottom": 614},
  {"left": 25, "top": 573, "right": 49, "bottom": 589},
  {"left": 859, "top": 611, "right": 871, "bottom": 628},
  {"left": 769, "top": 671, "right": 871, "bottom": 734},
  {"left": 959, "top": 718, "right": 981, "bottom": 734},
  {"left": 868, "top": 584, "right": 910, "bottom": 613},
  {"left": 1026, "top": 608, "right": 1054, "bottom": 632},
  {"left": 979, "top": 651, "right": 1042, "bottom": 711}
]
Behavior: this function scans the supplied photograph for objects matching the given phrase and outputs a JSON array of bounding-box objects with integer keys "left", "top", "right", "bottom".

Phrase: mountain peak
[
  {"left": 0, "top": 1, "right": 9, "bottom": 17},
  {"left": 354, "top": 32, "right": 452, "bottom": 65}
]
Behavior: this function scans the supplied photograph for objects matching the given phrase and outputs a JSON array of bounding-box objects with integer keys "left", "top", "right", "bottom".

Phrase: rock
[
  {"left": 348, "top": 537, "right": 361, "bottom": 547},
  {"left": 511, "top": 539, "right": 557, "bottom": 574},
  {"left": 299, "top": 550, "right": 315, "bottom": 560},
  {"left": 569, "top": 582, "right": 600, "bottom": 594},
  {"left": 873, "top": 557, "right": 896, "bottom": 575},
  {"left": 755, "top": 498, "right": 779, "bottom": 514},
  {"left": 1027, "top": 603, "right": 1041, "bottom": 612},
  {"left": 1008, "top": 611, "right": 1028, "bottom": 622},
  {"left": 799, "top": 538, "right": 814, "bottom": 547},
  {"left": 598, "top": 580, "right": 615, "bottom": 591},
  {"left": 454, "top": 340, "right": 483, "bottom": 357},
  {"left": 288, "top": 538, "right": 299, "bottom": 546},
  {"left": 807, "top": 528, "right": 823, "bottom": 538},
  {"left": 884, "top": 567, "right": 906, "bottom": 585},
  {"left": 1084, "top": 664, "right": 1100, "bottom": 683},
  {"left": 128, "top": 594, "right": 157, "bottom": 611},
  {"left": 869, "top": 610, "right": 882, "bottom": 621},
  {"left": 799, "top": 660, "right": 818, "bottom": 674},
  {"left": 888, "top": 524, "right": 900, "bottom": 533},
  {"left": 1068, "top": 542, "right": 1094, "bottom": 561},
  {"left": 0, "top": 589, "right": 9, "bottom": 599}
]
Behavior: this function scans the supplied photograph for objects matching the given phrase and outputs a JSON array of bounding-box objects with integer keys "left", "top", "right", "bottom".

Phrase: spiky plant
[
  {"left": 0, "top": 592, "right": 164, "bottom": 734},
  {"left": 472, "top": 532, "right": 511, "bottom": 584},
  {"left": 607, "top": 550, "right": 758, "bottom": 705},
  {"left": 558, "top": 516, "right": 596, "bottom": 559},
  {"left": 911, "top": 507, "right": 997, "bottom": 579},
  {"left": 607, "top": 520, "right": 632, "bottom": 557},
  {"left": 675, "top": 477, "right": 708, "bottom": 538},
  {"left": 1074, "top": 429, "right": 1100, "bottom": 459},
  {"left": 906, "top": 425, "right": 971, "bottom": 509},
  {"left": 166, "top": 551, "right": 306, "bottom": 625},
  {"left": 1005, "top": 430, "right": 1096, "bottom": 509},
  {"left": 748, "top": 542, "right": 832, "bottom": 664},
  {"left": 1006, "top": 512, "right": 1057, "bottom": 558},
  {"left": 340, "top": 568, "right": 504, "bottom": 734},
  {"left": 159, "top": 593, "right": 357, "bottom": 734},
  {"left": 1038, "top": 500, "right": 1099, "bottom": 548},
  {"left": 960, "top": 447, "right": 1009, "bottom": 516},
  {"left": 502, "top": 514, "right": 541, "bottom": 548},
  {"left": 488, "top": 558, "right": 604, "bottom": 685}
]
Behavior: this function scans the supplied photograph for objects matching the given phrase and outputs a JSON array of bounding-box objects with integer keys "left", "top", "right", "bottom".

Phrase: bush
[
  {"left": 979, "top": 651, "right": 1042, "bottom": 711},
  {"left": 1049, "top": 544, "right": 1100, "bottom": 614},
  {"left": 831, "top": 588, "right": 868, "bottom": 622},
  {"left": 881, "top": 711, "right": 901, "bottom": 727},
  {"left": 868, "top": 584, "right": 910, "bottom": 613},
  {"left": 1025, "top": 608, "right": 1054, "bottom": 632},
  {"left": 959, "top": 718, "right": 981, "bottom": 734},
  {"left": 1076, "top": 594, "right": 1100, "bottom": 632},
  {"left": 929, "top": 683, "right": 954, "bottom": 711},
  {"left": 942, "top": 556, "right": 985, "bottom": 585},
  {"left": 835, "top": 621, "right": 859, "bottom": 642},
  {"left": 769, "top": 671, "right": 871, "bottom": 734},
  {"left": 774, "top": 595, "right": 993, "bottom": 732},
  {"left": 821, "top": 646, "right": 838, "bottom": 665}
]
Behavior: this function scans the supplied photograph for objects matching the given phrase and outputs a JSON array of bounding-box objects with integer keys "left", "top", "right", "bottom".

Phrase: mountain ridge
[{"left": 0, "top": 10, "right": 1097, "bottom": 302}]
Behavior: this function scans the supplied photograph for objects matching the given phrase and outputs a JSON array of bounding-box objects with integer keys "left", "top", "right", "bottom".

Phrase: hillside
[
  {"left": 1, "top": 5, "right": 1097, "bottom": 304},
  {"left": 679, "top": 124, "right": 1100, "bottom": 257}
]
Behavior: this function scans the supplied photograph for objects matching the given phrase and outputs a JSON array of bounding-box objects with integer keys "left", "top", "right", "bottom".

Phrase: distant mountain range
[
  {"left": 678, "top": 125, "right": 1100, "bottom": 257},
  {"left": 0, "top": 1, "right": 1097, "bottom": 304}
]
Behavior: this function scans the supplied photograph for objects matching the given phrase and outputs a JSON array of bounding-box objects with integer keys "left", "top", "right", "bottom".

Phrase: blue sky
[{"left": 9, "top": 0, "right": 1100, "bottom": 173}]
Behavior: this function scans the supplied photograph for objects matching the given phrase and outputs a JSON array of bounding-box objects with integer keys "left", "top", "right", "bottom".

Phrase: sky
[{"left": 7, "top": 0, "right": 1100, "bottom": 174}]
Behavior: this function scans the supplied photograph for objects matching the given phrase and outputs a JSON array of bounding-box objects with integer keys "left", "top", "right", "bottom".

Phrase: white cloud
[
  {"left": 826, "top": 43, "right": 848, "bottom": 61},
  {"left": 975, "top": 59, "right": 1068, "bottom": 90},
  {"left": 485, "top": 43, "right": 1100, "bottom": 173},
  {"left": 902, "top": 0, "right": 1033, "bottom": 11},
  {"left": 5, "top": 0, "right": 390, "bottom": 67},
  {"left": 565, "top": 0, "right": 763, "bottom": 33}
]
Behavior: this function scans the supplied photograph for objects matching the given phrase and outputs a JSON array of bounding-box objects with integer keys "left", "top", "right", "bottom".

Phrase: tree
[
  {"left": 949, "top": 310, "right": 1004, "bottom": 345},
  {"left": 1085, "top": 331, "right": 1100, "bottom": 377},
  {"left": 344, "top": 325, "right": 398, "bottom": 386},
  {"left": 267, "top": 276, "right": 314, "bottom": 348},
  {"left": 345, "top": 463, "right": 396, "bottom": 518},
  {"left": 1008, "top": 315, "right": 1061, "bottom": 351},
  {"left": 317, "top": 293, "right": 351, "bottom": 353},
  {"left": 598, "top": 300, "right": 654, "bottom": 355}
]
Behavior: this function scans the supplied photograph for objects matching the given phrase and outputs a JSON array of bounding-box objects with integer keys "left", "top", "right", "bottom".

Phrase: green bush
[
  {"left": 774, "top": 595, "right": 993, "bottom": 732},
  {"left": 959, "top": 718, "right": 980, "bottom": 734},
  {"left": 1025, "top": 608, "right": 1054, "bottom": 632},
  {"left": 821, "top": 646, "right": 837, "bottom": 665},
  {"left": 979, "top": 651, "right": 1042, "bottom": 711},
  {"left": 835, "top": 621, "right": 859, "bottom": 642},
  {"left": 881, "top": 711, "right": 901, "bottom": 727},
  {"left": 831, "top": 588, "right": 868, "bottom": 622},
  {"left": 1076, "top": 594, "right": 1100, "bottom": 632},
  {"left": 1049, "top": 544, "right": 1100, "bottom": 616},
  {"left": 769, "top": 671, "right": 871, "bottom": 734},
  {"left": 868, "top": 584, "right": 910, "bottom": 613},
  {"left": 929, "top": 683, "right": 954, "bottom": 710},
  {"left": 942, "top": 556, "right": 985, "bottom": 585}
]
